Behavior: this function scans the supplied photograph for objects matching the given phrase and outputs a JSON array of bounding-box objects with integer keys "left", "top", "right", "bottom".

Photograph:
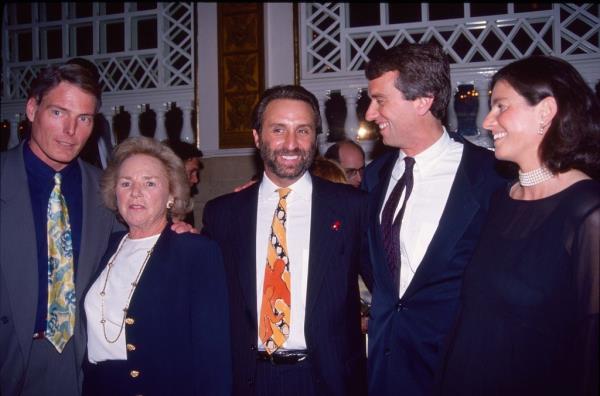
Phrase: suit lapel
[
  {"left": 305, "top": 177, "right": 343, "bottom": 326},
  {"left": 76, "top": 161, "right": 105, "bottom": 308},
  {"left": 368, "top": 152, "right": 399, "bottom": 296},
  {"left": 403, "top": 143, "right": 481, "bottom": 299},
  {"left": 237, "top": 184, "right": 259, "bottom": 326},
  {"left": 0, "top": 144, "right": 38, "bottom": 358}
]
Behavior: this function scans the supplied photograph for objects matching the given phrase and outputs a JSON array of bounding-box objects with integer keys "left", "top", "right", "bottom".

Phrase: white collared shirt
[
  {"left": 256, "top": 172, "right": 312, "bottom": 350},
  {"left": 85, "top": 233, "right": 160, "bottom": 363},
  {"left": 380, "top": 130, "right": 463, "bottom": 298}
]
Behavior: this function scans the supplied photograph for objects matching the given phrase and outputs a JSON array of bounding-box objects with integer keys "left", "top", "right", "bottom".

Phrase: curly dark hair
[
  {"left": 491, "top": 56, "right": 600, "bottom": 179},
  {"left": 365, "top": 42, "right": 451, "bottom": 121},
  {"left": 252, "top": 85, "right": 321, "bottom": 134}
]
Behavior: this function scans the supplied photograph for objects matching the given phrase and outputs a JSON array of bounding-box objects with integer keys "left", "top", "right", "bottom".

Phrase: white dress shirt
[
  {"left": 85, "top": 233, "right": 160, "bottom": 363},
  {"left": 256, "top": 172, "right": 312, "bottom": 350},
  {"left": 380, "top": 131, "right": 463, "bottom": 298}
]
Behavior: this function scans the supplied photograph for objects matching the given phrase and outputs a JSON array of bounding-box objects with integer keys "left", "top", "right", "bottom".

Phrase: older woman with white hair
[{"left": 83, "top": 137, "right": 231, "bottom": 395}]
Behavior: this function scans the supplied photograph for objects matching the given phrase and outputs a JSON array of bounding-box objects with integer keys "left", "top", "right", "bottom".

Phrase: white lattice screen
[
  {"left": 302, "top": 3, "right": 599, "bottom": 76},
  {"left": 2, "top": 2, "right": 193, "bottom": 100},
  {"left": 1, "top": 2, "right": 196, "bottom": 150},
  {"left": 300, "top": 3, "right": 600, "bottom": 156}
]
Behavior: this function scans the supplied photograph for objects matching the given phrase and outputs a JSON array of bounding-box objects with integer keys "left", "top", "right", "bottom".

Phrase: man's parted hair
[
  {"left": 365, "top": 42, "right": 451, "bottom": 121},
  {"left": 252, "top": 85, "right": 322, "bottom": 133},
  {"left": 101, "top": 137, "right": 192, "bottom": 219},
  {"left": 28, "top": 63, "right": 102, "bottom": 113}
]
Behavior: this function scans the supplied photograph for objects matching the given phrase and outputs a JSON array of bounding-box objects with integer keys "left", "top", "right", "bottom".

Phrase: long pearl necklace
[
  {"left": 518, "top": 166, "right": 555, "bottom": 187},
  {"left": 99, "top": 235, "right": 156, "bottom": 344}
]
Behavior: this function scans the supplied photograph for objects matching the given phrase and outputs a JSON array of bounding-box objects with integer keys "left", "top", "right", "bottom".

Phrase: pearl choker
[{"left": 518, "top": 167, "right": 554, "bottom": 186}]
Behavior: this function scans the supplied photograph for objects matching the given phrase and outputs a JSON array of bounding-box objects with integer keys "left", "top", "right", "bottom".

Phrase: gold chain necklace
[{"left": 99, "top": 234, "right": 157, "bottom": 344}]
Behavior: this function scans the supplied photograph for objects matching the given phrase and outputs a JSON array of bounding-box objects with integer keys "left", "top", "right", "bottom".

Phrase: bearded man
[{"left": 202, "top": 85, "right": 372, "bottom": 396}]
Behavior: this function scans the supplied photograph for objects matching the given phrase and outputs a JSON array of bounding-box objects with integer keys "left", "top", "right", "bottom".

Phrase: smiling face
[
  {"left": 26, "top": 81, "right": 97, "bottom": 171},
  {"left": 253, "top": 99, "right": 317, "bottom": 187},
  {"left": 483, "top": 80, "right": 552, "bottom": 170},
  {"left": 115, "top": 154, "right": 172, "bottom": 239},
  {"left": 365, "top": 71, "right": 425, "bottom": 154}
]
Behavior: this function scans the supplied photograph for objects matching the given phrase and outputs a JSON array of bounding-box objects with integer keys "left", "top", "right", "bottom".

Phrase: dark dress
[{"left": 437, "top": 180, "right": 600, "bottom": 396}]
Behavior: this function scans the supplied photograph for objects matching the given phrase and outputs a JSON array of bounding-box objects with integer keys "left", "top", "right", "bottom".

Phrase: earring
[
  {"left": 167, "top": 200, "right": 174, "bottom": 209},
  {"left": 537, "top": 122, "right": 545, "bottom": 135}
]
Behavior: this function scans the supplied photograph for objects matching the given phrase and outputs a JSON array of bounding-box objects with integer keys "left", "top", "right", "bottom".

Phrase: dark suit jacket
[
  {"left": 83, "top": 226, "right": 231, "bottom": 396},
  {"left": 363, "top": 136, "right": 507, "bottom": 396},
  {"left": 202, "top": 175, "right": 372, "bottom": 396},
  {"left": 0, "top": 142, "right": 118, "bottom": 395}
]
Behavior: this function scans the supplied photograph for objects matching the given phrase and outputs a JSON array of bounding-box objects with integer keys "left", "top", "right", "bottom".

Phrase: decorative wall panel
[{"left": 218, "top": 3, "right": 264, "bottom": 148}]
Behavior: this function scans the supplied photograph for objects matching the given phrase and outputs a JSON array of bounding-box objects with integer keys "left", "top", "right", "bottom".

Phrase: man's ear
[
  {"left": 26, "top": 97, "right": 38, "bottom": 123},
  {"left": 413, "top": 96, "right": 434, "bottom": 116},
  {"left": 252, "top": 129, "right": 260, "bottom": 149}
]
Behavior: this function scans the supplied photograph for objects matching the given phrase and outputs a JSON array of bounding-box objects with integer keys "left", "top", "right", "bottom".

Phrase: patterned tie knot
[
  {"left": 278, "top": 188, "right": 291, "bottom": 200},
  {"left": 54, "top": 172, "right": 62, "bottom": 187}
]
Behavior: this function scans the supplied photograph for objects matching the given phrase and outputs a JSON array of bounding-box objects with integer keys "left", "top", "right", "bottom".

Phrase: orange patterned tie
[{"left": 259, "top": 188, "right": 291, "bottom": 354}]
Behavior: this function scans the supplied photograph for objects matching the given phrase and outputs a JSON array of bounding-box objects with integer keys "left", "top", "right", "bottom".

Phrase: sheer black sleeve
[{"left": 571, "top": 204, "right": 599, "bottom": 395}]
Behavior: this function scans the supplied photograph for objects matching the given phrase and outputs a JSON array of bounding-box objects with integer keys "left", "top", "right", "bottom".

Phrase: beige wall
[{"left": 192, "top": 155, "right": 260, "bottom": 227}]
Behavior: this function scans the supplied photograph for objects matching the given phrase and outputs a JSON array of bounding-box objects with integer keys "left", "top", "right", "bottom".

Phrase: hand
[
  {"left": 234, "top": 179, "right": 257, "bottom": 192},
  {"left": 170, "top": 220, "right": 199, "bottom": 234}
]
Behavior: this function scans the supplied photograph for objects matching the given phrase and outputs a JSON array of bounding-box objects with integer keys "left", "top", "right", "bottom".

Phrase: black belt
[{"left": 257, "top": 350, "right": 309, "bottom": 365}]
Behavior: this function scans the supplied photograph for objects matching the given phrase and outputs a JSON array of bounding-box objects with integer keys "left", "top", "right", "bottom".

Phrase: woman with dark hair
[{"left": 436, "top": 56, "right": 599, "bottom": 395}]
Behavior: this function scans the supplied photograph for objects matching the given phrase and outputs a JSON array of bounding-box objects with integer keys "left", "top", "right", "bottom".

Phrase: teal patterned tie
[{"left": 46, "top": 173, "right": 75, "bottom": 353}]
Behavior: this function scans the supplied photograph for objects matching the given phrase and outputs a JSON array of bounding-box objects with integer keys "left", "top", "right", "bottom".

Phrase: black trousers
[{"left": 255, "top": 358, "right": 318, "bottom": 396}]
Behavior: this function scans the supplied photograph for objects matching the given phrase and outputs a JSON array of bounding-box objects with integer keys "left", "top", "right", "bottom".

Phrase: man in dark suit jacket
[
  {"left": 361, "top": 43, "right": 507, "bottom": 396},
  {"left": 0, "top": 64, "right": 120, "bottom": 395},
  {"left": 203, "top": 85, "right": 371, "bottom": 396}
]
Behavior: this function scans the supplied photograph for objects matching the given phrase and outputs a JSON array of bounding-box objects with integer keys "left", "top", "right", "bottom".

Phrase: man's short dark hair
[
  {"left": 29, "top": 63, "right": 102, "bottom": 112},
  {"left": 252, "top": 85, "right": 321, "bottom": 133},
  {"left": 365, "top": 42, "right": 450, "bottom": 121},
  {"left": 324, "top": 140, "right": 365, "bottom": 163}
]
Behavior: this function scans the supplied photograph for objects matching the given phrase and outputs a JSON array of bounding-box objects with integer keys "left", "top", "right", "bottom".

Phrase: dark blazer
[
  {"left": 202, "top": 175, "right": 372, "bottom": 396},
  {"left": 363, "top": 136, "right": 507, "bottom": 396},
  {"left": 83, "top": 226, "right": 231, "bottom": 396},
  {"left": 0, "top": 142, "right": 118, "bottom": 395}
]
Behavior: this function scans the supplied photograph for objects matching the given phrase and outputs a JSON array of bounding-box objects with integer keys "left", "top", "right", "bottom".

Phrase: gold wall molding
[{"left": 218, "top": 3, "right": 264, "bottom": 148}]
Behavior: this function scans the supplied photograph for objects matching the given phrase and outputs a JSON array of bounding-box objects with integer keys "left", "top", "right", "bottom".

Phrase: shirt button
[
  {"left": 126, "top": 343, "right": 136, "bottom": 351},
  {"left": 250, "top": 344, "right": 257, "bottom": 351},
  {"left": 130, "top": 370, "right": 140, "bottom": 378},
  {"left": 125, "top": 317, "right": 135, "bottom": 325}
]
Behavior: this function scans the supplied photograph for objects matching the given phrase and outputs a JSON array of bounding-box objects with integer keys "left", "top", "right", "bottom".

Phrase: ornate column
[
  {"left": 317, "top": 92, "right": 329, "bottom": 149},
  {"left": 108, "top": 109, "right": 118, "bottom": 146},
  {"left": 475, "top": 79, "right": 491, "bottom": 131},
  {"left": 8, "top": 113, "right": 21, "bottom": 149},
  {"left": 180, "top": 101, "right": 194, "bottom": 143},
  {"left": 129, "top": 105, "right": 141, "bottom": 137},
  {"left": 97, "top": 112, "right": 110, "bottom": 169},
  {"left": 342, "top": 87, "right": 360, "bottom": 141},
  {"left": 154, "top": 104, "right": 168, "bottom": 142},
  {"left": 447, "top": 84, "right": 458, "bottom": 132}
]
